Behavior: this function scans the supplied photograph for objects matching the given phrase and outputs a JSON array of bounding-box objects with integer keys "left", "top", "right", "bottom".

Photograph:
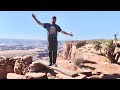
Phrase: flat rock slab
[
  {"left": 35, "top": 60, "right": 78, "bottom": 77},
  {"left": 25, "top": 72, "right": 47, "bottom": 79},
  {"left": 56, "top": 73, "right": 86, "bottom": 79},
  {"left": 7, "top": 73, "right": 25, "bottom": 79}
]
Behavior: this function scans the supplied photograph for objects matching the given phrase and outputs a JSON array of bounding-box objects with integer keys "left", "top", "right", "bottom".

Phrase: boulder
[
  {"left": 28, "top": 62, "right": 47, "bottom": 72},
  {"left": 14, "top": 55, "right": 33, "bottom": 75},
  {"left": 14, "top": 60, "right": 23, "bottom": 74},
  {"left": 21, "top": 55, "right": 33, "bottom": 64},
  {"left": 25, "top": 72, "right": 47, "bottom": 79},
  {"left": 84, "top": 52, "right": 111, "bottom": 64}
]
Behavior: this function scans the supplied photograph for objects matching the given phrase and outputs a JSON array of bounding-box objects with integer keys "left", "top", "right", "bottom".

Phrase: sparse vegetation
[
  {"left": 103, "top": 40, "right": 116, "bottom": 63},
  {"left": 92, "top": 39, "right": 117, "bottom": 63},
  {"left": 104, "top": 40, "right": 114, "bottom": 48},
  {"left": 104, "top": 40, "right": 115, "bottom": 54},
  {"left": 93, "top": 41, "right": 102, "bottom": 54},
  {"left": 76, "top": 41, "right": 87, "bottom": 48}
]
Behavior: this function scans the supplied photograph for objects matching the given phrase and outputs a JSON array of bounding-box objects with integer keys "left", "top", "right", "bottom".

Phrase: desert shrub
[
  {"left": 104, "top": 40, "right": 113, "bottom": 47},
  {"left": 103, "top": 40, "right": 116, "bottom": 63},
  {"left": 103, "top": 40, "right": 115, "bottom": 51},
  {"left": 91, "top": 39, "right": 104, "bottom": 44},
  {"left": 75, "top": 41, "right": 87, "bottom": 48},
  {"left": 93, "top": 41, "right": 102, "bottom": 51}
]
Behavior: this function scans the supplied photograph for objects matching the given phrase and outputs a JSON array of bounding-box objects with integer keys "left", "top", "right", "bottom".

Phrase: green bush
[
  {"left": 104, "top": 40, "right": 113, "bottom": 47},
  {"left": 93, "top": 41, "right": 102, "bottom": 51},
  {"left": 103, "top": 40, "right": 115, "bottom": 51}
]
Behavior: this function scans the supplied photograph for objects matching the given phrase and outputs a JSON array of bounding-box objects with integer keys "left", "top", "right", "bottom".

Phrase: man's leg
[
  {"left": 53, "top": 41, "right": 58, "bottom": 66},
  {"left": 48, "top": 43, "right": 53, "bottom": 66}
]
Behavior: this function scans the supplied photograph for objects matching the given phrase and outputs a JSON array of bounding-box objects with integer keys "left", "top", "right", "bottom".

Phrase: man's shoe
[
  {"left": 52, "top": 64, "right": 57, "bottom": 67},
  {"left": 49, "top": 63, "right": 52, "bottom": 66}
]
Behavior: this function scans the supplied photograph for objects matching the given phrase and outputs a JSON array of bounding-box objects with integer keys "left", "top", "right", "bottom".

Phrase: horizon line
[{"left": 0, "top": 38, "right": 119, "bottom": 41}]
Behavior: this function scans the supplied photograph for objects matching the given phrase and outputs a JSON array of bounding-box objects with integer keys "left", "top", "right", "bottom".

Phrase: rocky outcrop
[
  {"left": 61, "top": 40, "right": 120, "bottom": 64},
  {"left": 0, "top": 56, "right": 15, "bottom": 79},
  {"left": 62, "top": 41, "right": 87, "bottom": 60},
  {"left": 14, "top": 55, "right": 33, "bottom": 75},
  {"left": 0, "top": 55, "right": 34, "bottom": 79},
  {"left": 84, "top": 52, "right": 111, "bottom": 64},
  {"left": 62, "top": 42, "right": 72, "bottom": 60}
]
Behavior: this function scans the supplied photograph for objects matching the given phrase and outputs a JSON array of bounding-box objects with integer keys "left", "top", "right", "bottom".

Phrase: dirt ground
[{"left": 55, "top": 57, "right": 120, "bottom": 79}]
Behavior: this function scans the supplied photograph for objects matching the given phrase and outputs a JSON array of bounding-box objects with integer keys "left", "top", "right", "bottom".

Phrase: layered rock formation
[
  {"left": 60, "top": 40, "right": 120, "bottom": 64},
  {"left": 0, "top": 56, "right": 15, "bottom": 79}
]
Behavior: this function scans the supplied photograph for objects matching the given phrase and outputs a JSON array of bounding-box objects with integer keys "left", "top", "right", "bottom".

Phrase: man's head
[{"left": 52, "top": 16, "right": 56, "bottom": 24}]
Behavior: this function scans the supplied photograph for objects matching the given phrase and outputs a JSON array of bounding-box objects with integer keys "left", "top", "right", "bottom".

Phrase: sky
[{"left": 0, "top": 11, "right": 120, "bottom": 41}]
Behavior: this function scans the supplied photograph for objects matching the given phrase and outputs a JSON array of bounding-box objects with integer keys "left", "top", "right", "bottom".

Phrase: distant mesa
[{"left": 0, "top": 38, "right": 64, "bottom": 51}]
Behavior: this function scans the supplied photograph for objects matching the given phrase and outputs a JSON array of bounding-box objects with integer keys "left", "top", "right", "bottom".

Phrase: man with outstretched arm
[{"left": 32, "top": 13, "right": 73, "bottom": 67}]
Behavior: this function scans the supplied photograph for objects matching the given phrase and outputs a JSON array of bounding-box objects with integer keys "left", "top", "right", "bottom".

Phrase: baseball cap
[{"left": 52, "top": 16, "right": 56, "bottom": 19}]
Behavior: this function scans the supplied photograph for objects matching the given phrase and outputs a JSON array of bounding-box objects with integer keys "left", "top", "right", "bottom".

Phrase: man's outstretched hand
[
  {"left": 69, "top": 33, "right": 73, "bottom": 37},
  {"left": 32, "top": 13, "right": 36, "bottom": 19}
]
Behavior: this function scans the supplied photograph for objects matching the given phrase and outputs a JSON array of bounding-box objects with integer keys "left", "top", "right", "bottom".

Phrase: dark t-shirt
[{"left": 43, "top": 23, "right": 62, "bottom": 42}]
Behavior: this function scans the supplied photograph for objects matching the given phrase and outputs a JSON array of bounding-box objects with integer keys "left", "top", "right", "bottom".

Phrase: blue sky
[{"left": 0, "top": 11, "right": 120, "bottom": 41}]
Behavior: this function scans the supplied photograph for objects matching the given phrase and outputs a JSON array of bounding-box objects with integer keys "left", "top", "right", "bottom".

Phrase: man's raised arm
[
  {"left": 60, "top": 30, "right": 73, "bottom": 37},
  {"left": 32, "top": 13, "right": 44, "bottom": 26}
]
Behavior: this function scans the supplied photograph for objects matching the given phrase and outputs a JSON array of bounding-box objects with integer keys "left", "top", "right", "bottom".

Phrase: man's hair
[{"left": 52, "top": 16, "right": 56, "bottom": 19}]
